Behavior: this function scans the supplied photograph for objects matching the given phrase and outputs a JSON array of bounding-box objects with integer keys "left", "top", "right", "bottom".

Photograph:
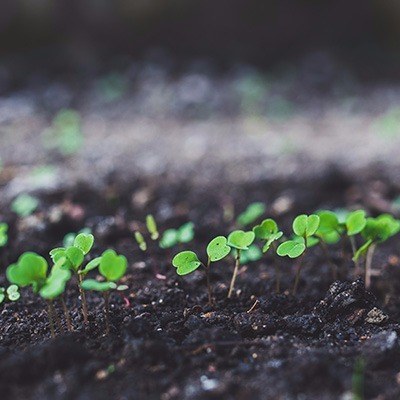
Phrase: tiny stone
[{"left": 365, "top": 307, "right": 389, "bottom": 325}]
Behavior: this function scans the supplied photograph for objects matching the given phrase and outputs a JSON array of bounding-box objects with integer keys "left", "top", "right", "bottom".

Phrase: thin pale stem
[
  {"left": 292, "top": 237, "right": 307, "bottom": 296},
  {"left": 349, "top": 236, "right": 361, "bottom": 276},
  {"left": 228, "top": 250, "right": 241, "bottom": 299},
  {"left": 205, "top": 258, "right": 213, "bottom": 305},
  {"left": 61, "top": 296, "right": 73, "bottom": 332},
  {"left": 104, "top": 291, "right": 110, "bottom": 335},
  {"left": 365, "top": 243, "right": 376, "bottom": 289},
  {"left": 47, "top": 301, "right": 56, "bottom": 338},
  {"left": 77, "top": 273, "right": 89, "bottom": 324}
]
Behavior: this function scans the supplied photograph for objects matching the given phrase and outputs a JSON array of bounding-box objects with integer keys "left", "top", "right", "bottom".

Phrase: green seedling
[
  {"left": 0, "top": 285, "right": 20, "bottom": 304},
  {"left": 82, "top": 249, "right": 128, "bottom": 334},
  {"left": 63, "top": 228, "right": 92, "bottom": 248},
  {"left": 43, "top": 109, "right": 83, "bottom": 155},
  {"left": 173, "top": 236, "right": 231, "bottom": 304},
  {"left": 134, "top": 231, "right": 147, "bottom": 251},
  {"left": 0, "top": 222, "right": 8, "bottom": 247},
  {"left": 11, "top": 194, "right": 39, "bottom": 217},
  {"left": 253, "top": 218, "right": 283, "bottom": 292},
  {"left": 227, "top": 230, "right": 255, "bottom": 298},
  {"left": 146, "top": 214, "right": 159, "bottom": 240},
  {"left": 7, "top": 253, "right": 71, "bottom": 336},
  {"left": 50, "top": 232, "right": 95, "bottom": 324},
  {"left": 236, "top": 202, "right": 266, "bottom": 227},
  {"left": 277, "top": 214, "right": 320, "bottom": 295},
  {"left": 239, "top": 245, "right": 263, "bottom": 264},
  {"left": 353, "top": 214, "right": 400, "bottom": 288},
  {"left": 160, "top": 222, "right": 195, "bottom": 249}
]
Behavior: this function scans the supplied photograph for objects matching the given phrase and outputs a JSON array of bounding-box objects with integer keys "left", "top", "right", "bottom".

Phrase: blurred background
[{"left": 1, "top": 0, "right": 400, "bottom": 197}]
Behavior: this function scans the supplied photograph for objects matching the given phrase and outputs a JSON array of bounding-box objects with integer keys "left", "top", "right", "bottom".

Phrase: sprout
[
  {"left": 226, "top": 230, "right": 255, "bottom": 298},
  {"left": 11, "top": 194, "right": 39, "bottom": 217},
  {"left": 172, "top": 236, "right": 231, "bottom": 304},
  {"left": 160, "top": 222, "right": 195, "bottom": 249},
  {"left": 82, "top": 249, "right": 128, "bottom": 334},
  {"left": 0, "top": 285, "right": 20, "bottom": 304},
  {"left": 236, "top": 202, "right": 266, "bottom": 227},
  {"left": 63, "top": 228, "right": 92, "bottom": 248},
  {"left": 277, "top": 214, "right": 320, "bottom": 295},
  {"left": 353, "top": 214, "right": 400, "bottom": 288},
  {"left": 146, "top": 214, "right": 159, "bottom": 240},
  {"left": 0, "top": 222, "right": 8, "bottom": 247},
  {"left": 134, "top": 231, "right": 147, "bottom": 251}
]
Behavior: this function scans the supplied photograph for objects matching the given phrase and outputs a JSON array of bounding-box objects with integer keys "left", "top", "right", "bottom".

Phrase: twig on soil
[{"left": 247, "top": 299, "right": 260, "bottom": 313}]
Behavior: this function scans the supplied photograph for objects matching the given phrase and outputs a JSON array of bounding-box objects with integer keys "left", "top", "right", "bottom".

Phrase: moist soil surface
[{"left": 1, "top": 172, "right": 400, "bottom": 400}]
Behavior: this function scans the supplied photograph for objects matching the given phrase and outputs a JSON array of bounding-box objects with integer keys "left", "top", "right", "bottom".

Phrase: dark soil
[{"left": 1, "top": 172, "right": 400, "bottom": 399}]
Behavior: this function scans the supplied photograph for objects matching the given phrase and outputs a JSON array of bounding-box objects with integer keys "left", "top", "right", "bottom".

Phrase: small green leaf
[
  {"left": 316, "top": 211, "right": 340, "bottom": 234},
  {"left": 7, "top": 285, "right": 20, "bottom": 302},
  {"left": 146, "top": 214, "right": 159, "bottom": 240},
  {"left": 99, "top": 249, "right": 127, "bottom": 281},
  {"left": 159, "top": 229, "right": 179, "bottom": 249},
  {"left": 177, "top": 222, "right": 195, "bottom": 243},
  {"left": 240, "top": 244, "right": 263, "bottom": 263},
  {"left": 0, "top": 223, "right": 8, "bottom": 247},
  {"left": 277, "top": 240, "right": 306, "bottom": 258},
  {"left": 66, "top": 247, "right": 85, "bottom": 271},
  {"left": 73, "top": 233, "right": 94, "bottom": 255},
  {"left": 362, "top": 214, "right": 400, "bottom": 242},
  {"left": 81, "top": 279, "right": 116, "bottom": 292},
  {"left": 262, "top": 231, "right": 283, "bottom": 253},
  {"left": 11, "top": 194, "right": 39, "bottom": 217},
  {"left": 0, "top": 291, "right": 4, "bottom": 304},
  {"left": 134, "top": 231, "right": 147, "bottom": 251},
  {"left": 227, "top": 230, "right": 255, "bottom": 250},
  {"left": 79, "top": 257, "right": 102, "bottom": 275},
  {"left": 253, "top": 218, "right": 278, "bottom": 239},
  {"left": 293, "top": 214, "right": 320, "bottom": 237},
  {"left": 353, "top": 239, "right": 373, "bottom": 262},
  {"left": 346, "top": 210, "right": 367, "bottom": 236},
  {"left": 117, "top": 284, "right": 129, "bottom": 291},
  {"left": 172, "top": 251, "right": 202, "bottom": 275},
  {"left": 206, "top": 236, "right": 231, "bottom": 262},
  {"left": 39, "top": 267, "right": 71, "bottom": 300},
  {"left": 236, "top": 202, "right": 266, "bottom": 226}
]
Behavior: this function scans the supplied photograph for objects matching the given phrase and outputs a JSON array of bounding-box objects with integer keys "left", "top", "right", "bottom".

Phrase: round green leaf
[
  {"left": 346, "top": 210, "right": 367, "bottom": 236},
  {"left": 39, "top": 268, "right": 71, "bottom": 300},
  {"left": 227, "top": 230, "right": 255, "bottom": 250},
  {"left": 66, "top": 247, "right": 85, "bottom": 271},
  {"left": 73, "top": 233, "right": 94, "bottom": 255},
  {"left": 253, "top": 218, "right": 278, "bottom": 240},
  {"left": 172, "top": 251, "right": 201, "bottom": 275},
  {"left": 236, "top": 202, "right": 266, "bottom": 226},
  {"left": 206, "top": 236, "right": 231, "bottom": 262},
  {"left": 277, "top": 240, "right": 306, "bottom": 258},
  {"left": 177, "top": 222, "right": 195, "bottom": 243},
  {"left": 262, "top": 231, "right": 283, "bottom": 253},
  {"left": 316, "top": 211, "right": 340, "bottom": 234},
  {"left": 79, "top": 257, "right": 102, "bottom": 275},
  {"left": 240, "top": 244, "right": 263, "bottom": 263},
  {"left": 99, "top": 249, "right": 127, "bottom": 281},
  {"left": 293, "top": 214, "right": 320, "bottom": 237},
  {"left": 160, "top": 229, "right": 179, "bottom": 249}
]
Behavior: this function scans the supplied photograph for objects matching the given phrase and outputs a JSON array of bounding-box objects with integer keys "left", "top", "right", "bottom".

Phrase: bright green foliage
[
  {"left": 99, "top": 250, "right": 127, "bottom": 281},
  {"left": 236, "top": 202, "right": 266, "bottom": 226},
  {"left": 206, "top": 236, "right": 231, "bottom": 262},
  {"left": 40, "top": 265, "right": 71, "bottom": 300},
  {"left": 253, "top": 218, "right": 283, "bottom": 252},
  {"left": 160, "top": 222, "right": 195, "bottom": 249},
  {"left": 81, "top": 279, "right": 117, "bottom": 292},
  {"left": 293, "top": 214, "right": 320, "bottom": 237},
  {"left": 0, "top": 285, "right": 20, "bottom": 304},
  {"left": 277, "top": 239, "right": 306, "bottom": 258},
  {"left": 0, "top": 223, "right": 8, "bottom": 247},
  {"left": 227, "top": 230, "right": 255, "bottom": 250},
  {"left": 172, "top": 251, "right": 202, "bottom": 275},
  {"left": 79, "top": 257, "right": 102, "bottom": 276},
  {"left": 11, "top": 194, "right": 39, "bottom": 217},
  {"left": 135, "top": 231, "right": 147, "bottom": 251},
  {"left": 73, "top": 233, "right": 94, "bottom": 255},
  {"left": 65, "top": 247, "right": 85, "bottom": 271},
  {"left": 346, "top": 210, "right": 367, "bottom": 236},
  {"left": 240, "top": 244, "right": 263, "bottom": 263},
  {"left": 7, "top": 252, "right": 48, "bottom": 292},
  {"left": 315, "top": 211, "right": 341, "bottom": 244},
  {"left": 63, "top": 228, "right": 92, "bottom": 248},
  {"left": 146, "top": 215, "right": 159, "bottom": 240}
]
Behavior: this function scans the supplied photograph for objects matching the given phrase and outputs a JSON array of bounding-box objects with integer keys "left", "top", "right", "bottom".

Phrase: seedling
[
  {"left": 173, "top": 236, "right": 231, "bottom": 304},
  {"left": 50, "top": 232, "right": 95, "bottom": 324},
  {"left": 253, "top": 218, "right": 283, "bottom": 292},
  {"left": 227, "top": 230, "right": 255, "bottom": 298},
  {"left": 146, "top": 214, "right": 159, "bottom": 240},
  {"left": 0, "top": 285, "right": 20, "bottom": 304},
  {"left": 236, "top": 202, "right": 266, "bottom": 227},
  {"left": 0, "top": 222, "right": 8, "bottom": 247},
  {"left": 63, "top": 228, "right": 92, "bottom": 248},
  {"left": 160, "top": 222, "right": 195, "bottom": 249},
  {"left": 277, "top": 214, "right": 320, "bottom": 295},
  {"left": 11, "top": 194, "right": 39, "bottom": 217},
  {"left": 353, "top": 214, "right": 400, "bottom": 288},
  {"left": 134, "top": 231, "right": 147, "bottom": 251},
  {"left": 82, "top": 249, "right": 128, "bottom": 334}
]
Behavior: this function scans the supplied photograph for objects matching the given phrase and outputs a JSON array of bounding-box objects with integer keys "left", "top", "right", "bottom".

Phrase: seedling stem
[
  {"left": 365, "top": 242, "right": 376, "bottom": 289},
  {"left": 205, "top": 258, "right": 212, "bottom": 305},
  {"left": 228, "top": 250, "right": 241, "bottom": 299},
  {"left": 77, "top": 273, "right": 89, "bottom": 324},
  {"left": 292, "top": 243, "right": 306, "bottom": 296},
  {"left": 61, "top": 295, "right": 73, "bottom": 332}
]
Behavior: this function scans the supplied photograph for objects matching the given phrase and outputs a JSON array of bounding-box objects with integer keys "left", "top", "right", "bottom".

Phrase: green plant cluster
[{"left": 6, "top": 233, "right": 127, "bottom": 337}]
